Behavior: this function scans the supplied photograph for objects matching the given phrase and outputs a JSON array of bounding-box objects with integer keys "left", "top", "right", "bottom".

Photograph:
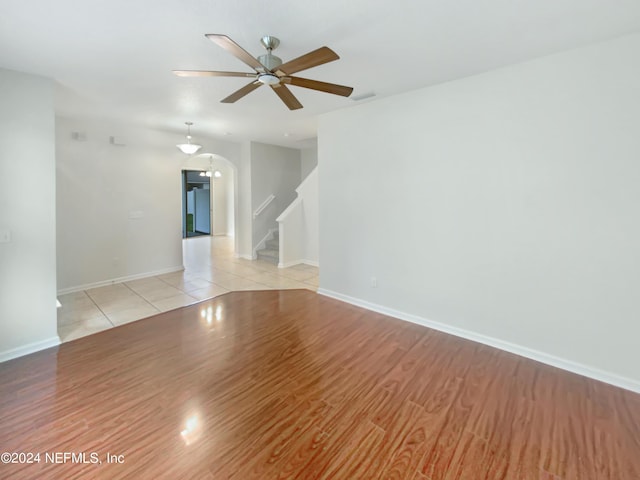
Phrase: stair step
[
  {"left": 266, "top": 239, "right": 279, "bottom": 249},
  {"left": 258, "top": 248, "right": 278, "bottom": 258},
  {"left": 257, "top": 248, "right": 279, "bottom": 264}
]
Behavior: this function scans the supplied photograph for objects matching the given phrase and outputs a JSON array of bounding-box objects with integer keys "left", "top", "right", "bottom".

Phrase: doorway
[{"left": 182, "top": 170, "right": 211, "bottom": 238}]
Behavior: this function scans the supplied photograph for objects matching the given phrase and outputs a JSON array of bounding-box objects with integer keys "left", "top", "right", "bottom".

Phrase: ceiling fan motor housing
[{"left": 258, "top": 53, "right": 282, "bottom": 71}]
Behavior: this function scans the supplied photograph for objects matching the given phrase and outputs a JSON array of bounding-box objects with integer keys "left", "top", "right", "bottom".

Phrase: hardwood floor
[{"left": 1, "top": 290, "right": 639, "bottom": 479}]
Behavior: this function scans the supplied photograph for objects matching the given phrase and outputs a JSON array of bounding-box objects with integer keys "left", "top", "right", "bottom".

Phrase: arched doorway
[{"left": 181, "top": 153, "right": 237, "bottom": 241}]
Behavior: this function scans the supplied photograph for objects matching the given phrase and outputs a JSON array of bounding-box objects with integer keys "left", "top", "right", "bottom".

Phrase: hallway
[{"left": 57, "top": 236, "right": 318, "bottom": 342}]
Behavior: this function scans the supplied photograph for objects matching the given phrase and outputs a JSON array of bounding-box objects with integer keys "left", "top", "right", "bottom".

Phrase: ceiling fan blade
[
  {"left": 270, "top": 84, "right": 303, "bottom": 110},
  {"left": 221, "top": 81, "right": 263, "bottom": 103},
  {"left": 281, "top": 76, "right": 353, "bottom": 97},
  {"left": 173, "top": 70, "right": 256, "bottom": 78},
  {"left": 205, "top": 34, "right": 265, "bottom": 71},
  {"left": 275, "top": 47, "right": 339, "bottom": 75}
]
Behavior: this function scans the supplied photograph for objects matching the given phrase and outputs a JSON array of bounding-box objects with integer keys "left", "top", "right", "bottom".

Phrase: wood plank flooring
[{"left": 1, "top": 289, "right": 639, "bottom": 479}]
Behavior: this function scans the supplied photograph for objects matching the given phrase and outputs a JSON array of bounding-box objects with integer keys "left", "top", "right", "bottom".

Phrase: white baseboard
[
  {"left": 0, "top": 336, "right": 61, "bottom": 363},
  {"left": 317, "top": 288, "right": 640, "bottom": 394},
  {"left": 278, "top": 260, "right": 298, "bottom": 268},
  {"left": 57, "top": 265, "right": 185, "bottom": 295},
  {"left": 234, "top": 253, "right": 255, "bottom": 260}
]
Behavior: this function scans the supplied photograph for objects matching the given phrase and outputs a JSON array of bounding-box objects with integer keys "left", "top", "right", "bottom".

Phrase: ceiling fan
[{"left": 173, "top": 34, "right": 353, "bottom": 110}]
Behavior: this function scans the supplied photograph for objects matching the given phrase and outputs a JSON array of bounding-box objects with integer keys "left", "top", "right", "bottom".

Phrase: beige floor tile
[
  {"left": 198, "top": 269, "right": 242, "bottom": 284},
  {"left": 243, "top": 272, "right": 311, "bottom": 290},
  {"left": 93, "top": 295, "right": 151, "bottom": 314},
  {"left": 252, "top": 260, "right": 280, "bottom": 272},
  {"left": 58, "top": 291, "right": 92, "bottom": 304},
  {"left": 303, "top": 276, "right": 320, "bottom": 287},
  {"left": 151, "top": 294, "right": 199, "bottom": 312},
  {"left": 277, "top": 268, "right": 318, "bottom": 282},
  {"left": 86, "top": 288, "right": 139, "bottom": 303},
  {"left": 107, "top": 304, "right": 161, "bottom": 326},
  {"left": 137, "top": 285, "right": 185, "bottom": 302},
  {"left": 57, "top": 295, "right": 97, "bottom": 312},
  {"left": 218, "top": 263, "right": 263, "bottom": 277},
  {"left": 244, "top": 271, "right": 281, "bottom": 284},
  {"left": 260, "top": 277, "right": 310, "bottom": 289},
  {"left": 177, "top": 278, "right": 215, "bottom": 293},
  {"left": 58, "top": 316, "right": 113, "bottom": 342},
  {"left": 57, "top": 303, "right": 105, "bottom": 326},
  {"left": 124, "top": 277, "right": 168, "bottom": 292},
  {"left": 211, "top": 277, "right": 270, "bottom": 291},
  {"left": 210, "top": 260, "right": 241, "bottom": 274},
  {"left": 156, "top": 271, "right": 198, "bottom": 286},
  {"left": 187, "top": 284, "right": 230, "bottom": 301}
]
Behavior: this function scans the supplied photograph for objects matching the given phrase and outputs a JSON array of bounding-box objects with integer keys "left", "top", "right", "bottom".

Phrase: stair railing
[{"left": 253, "top": 194, "right": 275, "bottom": 219}]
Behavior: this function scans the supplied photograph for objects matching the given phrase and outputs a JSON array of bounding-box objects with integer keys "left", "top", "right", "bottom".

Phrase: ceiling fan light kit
[
  {"left": 257, "top": 73, "right": 280, "bottom": 85},
  {"left": 176, "top": 121, "right": 202, "bottom": 155},
  {"left": 173, "top": 34, "right": 353, "bottom": 110}
]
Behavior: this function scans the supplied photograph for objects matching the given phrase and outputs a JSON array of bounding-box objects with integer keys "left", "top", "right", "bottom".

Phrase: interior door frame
[{"left": 181, "top": 169, "right": 212, "bottom": 239}]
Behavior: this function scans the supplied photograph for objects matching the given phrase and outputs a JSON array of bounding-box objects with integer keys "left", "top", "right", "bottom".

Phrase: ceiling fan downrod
[{"left": 258, "top": 35, "right": 283, "bottom": 72}]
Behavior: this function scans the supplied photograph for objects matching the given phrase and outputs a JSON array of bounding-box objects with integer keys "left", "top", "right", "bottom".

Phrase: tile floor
[{"left": 57, "top": 236, "right": 319, "bottom": 342}]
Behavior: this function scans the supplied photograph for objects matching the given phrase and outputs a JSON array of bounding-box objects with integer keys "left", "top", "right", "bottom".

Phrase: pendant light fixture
[
  {"left": 199, "top": 169, "right": 221, "bottom": 178},
  {"left": 176, "top": 122, "right": 202, "bottom": 155},
  {"left": 199, "top": 155, "right": 222, "bottom": 178}
]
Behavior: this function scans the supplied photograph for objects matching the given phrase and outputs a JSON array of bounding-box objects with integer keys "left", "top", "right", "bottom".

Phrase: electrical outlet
[{"left": 371, "top": 276, "right": 377, "bottom": 288}]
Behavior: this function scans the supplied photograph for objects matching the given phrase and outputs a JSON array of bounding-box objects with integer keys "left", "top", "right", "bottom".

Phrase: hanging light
[
  {"left": 176, "top": 122, "right": 202, "bottom": 155},
  {"left": 198, "top": 155, "right": 220, "bottom": 178}
]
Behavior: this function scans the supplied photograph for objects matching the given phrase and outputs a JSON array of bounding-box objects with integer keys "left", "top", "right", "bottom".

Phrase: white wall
[
  {"left": 0, "top": 69, "right": 59, "bottom": 360},
  {"left": 277, "top": 167, "right": 319, "bottom": 267},
  {"left": 278, "top": 199, "right": 304, "bottom": 267},
  {"left": 318, "top": 33, "right": 640, "bottom": 391},
  {"left": 301, "top": 146, "right": 318, "bottom": 181},
  {"left": 236, "top": 141, "right": 253, "bottom": 258},
  {"left": 56, "top": 118, "right": 244, "bottom": 291},
  {"left": 250, "top": 142, "right": 301, "bottom": 251},
  {"left": 298, "top": 168, "right": 319, "bottom": 264},
  {"left": 211, "top": 162, "right": 234, "bottom": 236}
]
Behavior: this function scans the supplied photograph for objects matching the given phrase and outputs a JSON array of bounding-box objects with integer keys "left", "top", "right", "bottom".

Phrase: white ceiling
[{"left": 1, "top": 0, "right": 639, "bottom": 147}]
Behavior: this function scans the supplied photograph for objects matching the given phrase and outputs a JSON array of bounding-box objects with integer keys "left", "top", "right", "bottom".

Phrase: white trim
[
  {"left": 253, "top": 194, "right": 275, "bottom": 219},
  {"left": 0, "top": 336, "right": 61, "bottom": 363},
  {"left": 278, "top": 260, "right": 298, "bottom": 268},
  {"left": 317, "top": 288, "right": 640, "bottom": 394},
  {"left": 276, "top": 196, "right": 302, "bottom": 223},
  {"left": 234, "top": 253, "right": 255, "bottom": 260},
  {"left": 295, "top": 166, "right": 317, "bottom": 194},
  {"left": 57, "top": 265, "right": 185, "bottom": 295}
]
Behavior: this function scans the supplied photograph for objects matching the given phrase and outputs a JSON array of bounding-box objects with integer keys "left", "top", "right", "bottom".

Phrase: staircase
[{"left": 256, "top": 229, "right": 279, "bottom": 264}]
